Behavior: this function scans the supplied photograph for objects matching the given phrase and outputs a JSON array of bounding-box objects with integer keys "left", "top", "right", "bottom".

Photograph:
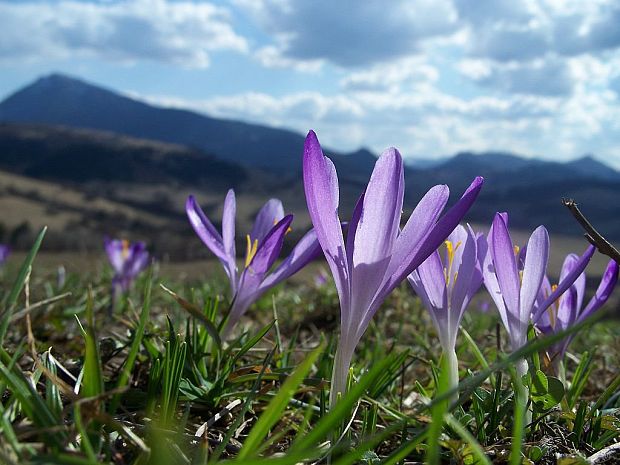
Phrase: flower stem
[
  {"left": 514, "top": 358, "right": 532, "bottom": 426},
  {"left": 330, "top": 345, "right": 353, "bottom": 409},
  {"left": 445, "top": 348, "right": 459, "bottom": 403}
]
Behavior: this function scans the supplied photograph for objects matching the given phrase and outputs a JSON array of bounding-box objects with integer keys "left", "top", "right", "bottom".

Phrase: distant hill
[
  {"left": 0, "top": 123, "right": 252, "bottom": 189},
  {"left": 0, "top": 73, "right": 376, "bottom": 178}
]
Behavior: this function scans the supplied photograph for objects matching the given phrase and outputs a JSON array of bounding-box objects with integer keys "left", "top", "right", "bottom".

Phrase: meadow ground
[{"left": 1, "top": 232, "right": 619, "bottom": 464}]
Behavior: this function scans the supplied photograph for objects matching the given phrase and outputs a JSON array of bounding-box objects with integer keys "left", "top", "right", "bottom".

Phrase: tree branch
[{"left": 562, "top": 198, "right": 620, "bottom": 263}]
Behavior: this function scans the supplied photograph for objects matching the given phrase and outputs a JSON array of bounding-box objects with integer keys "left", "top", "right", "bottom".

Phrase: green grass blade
[
  {"left": 110, "top": 268, "right": 153, "bottom": 413},
  {"left": 80, "top": 289, "right": 104, "bottom": 399},
  {"left": 591, "top": 373, "right": 620, "bottom": 412},
  {"left": 426, "top": 353, "right": 452, "bottom": 465},
  {"left": 230, "top": 321, "right": 275, "bottom": 364},
  {"left": 211, "top": 347, "right": 276, "bottom": 461},
  {"left": 290, "top": 351, "right": 400, "bottom": 454},
  {"left": 0, "top": 226, "right": 47, "bottom": 346},
  {"left": 509, "top": 366, "right": 527, "bottom": 465},
  {"left": 444, "top": 413, "right": 492, "bottom": 465},
  {"left": 237, "top": 343, "right": 324, "bottom": 459},
  {"left": 160, "top": 283, "right": 221, "bottom": 349}
]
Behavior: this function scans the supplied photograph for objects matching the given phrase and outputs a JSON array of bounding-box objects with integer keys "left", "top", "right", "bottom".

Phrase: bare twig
[{"left": 562, "top": 198, "right": 620, "bottom": 263}]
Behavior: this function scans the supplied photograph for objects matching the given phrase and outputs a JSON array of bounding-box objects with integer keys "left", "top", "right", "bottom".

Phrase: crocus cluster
[
  {"left": 186, "top": 190, "right": 321, "bottom": 336},
  {"left": 303, "top": 130, "right": 483, "bottom": 404},
  {"left": 534, "top": 254, "right": 618, "bottom": 371},
  {"left": 182, "top": 129, "right": 617, "bottom": 412},
  {"left": 104, "top": 238, "right": 150, "bottom": 298},
  {"left": 482, "top": 213, "right": 550, "bottom": 377},
  {"left": 408, "top": 225, "right": 485, "bottom": 393},
  {"left": 482, "top": 213, "right": 599, "bottom": 377}
]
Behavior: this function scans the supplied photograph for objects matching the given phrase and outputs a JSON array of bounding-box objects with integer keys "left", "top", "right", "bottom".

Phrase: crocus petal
[
  {"left": 519, "top": 226, "right": 549, "bottom": 324},
  {"left": 104, "top": 238, "right": 124, "bottom": 273},
  {"left": 350, "top": 148, "right": 404, "bottom": 324},
  {"left": 556, "top": 285, "right": 578, "bottom": 331},
  {"left": 490, "top": 213, "right": 521, "bottom": 335},
  {"left": 358, "top": 177, "right": 484, "bottom": 343},
  {"left": 224, "top": 215, "right": 294, "bottom": 335},
  {"left": 222, "top": 189, "right": 237, "bottom": 259},
  {"left": 408, "top": 268, "right": 451, "bottom": 349},
  {"left": 385, "top": 184, "right": 449, "bottom": 281},
  {"left": 532, "top": 245, "right": 595, "bottom": 322},
  {"left": 186, "top": 195, "right": 228, "bottom": 263},
  {"left": 385, "top": 176, "right": 484, "bottom": 295},
  {"left": 557, "top": 253, "right": 586, "bottom": 318},
  {"left": 407, "top": 272, "right": 435, "bottom": 315},
  {"left": 450, "top": 226, "right": 477, "bottom": 316},
  {"left": 248, "top": 215, "right": 294, "bottom": 275},
  {"left": 488, "top": 214, "right": 529, "bottom": 350},
  {"left": 578, "top": 259, "right": 619, "bottom": 322},
  {"left": 468, "top": 227, "right": 486, "bottom": 304},
  {"left": 482, "top": 239, "right": 509, "bottom": 329},
  {"left": 222, "top": 189, "right": 238, "bottom": 292},
  {"left": 251, "top": 198, "right": 285, "bottom": 243},
  {"left": 259, "top": 228, "right": 323, "bottom": 291},
  {"left": 416, "top": 251, "right": 447, "bottom": 310},
  {"left": 303, "top": 131, "right": 350, "bottom": 316},
  {"left": 346, "top": 192, "right": 365, "bottom": 276},
  {"left": 125, "top": 242, "right": 149, "bottom": 277}
]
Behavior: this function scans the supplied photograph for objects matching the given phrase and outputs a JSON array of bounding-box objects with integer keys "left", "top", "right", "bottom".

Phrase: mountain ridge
[{"left": 1, "top": 73, "right": 619, "bottom": 246}]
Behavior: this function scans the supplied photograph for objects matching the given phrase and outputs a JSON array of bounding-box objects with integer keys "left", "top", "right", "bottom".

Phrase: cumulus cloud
[
  {"left": 235, "top": 0, "right": 458, "bottom": 68},
  {"left": 468, "top": 59, "right": 575, "bottom": 96},
  {"left": 0, "top": 0, "right": 247, "bottom": 67},
  {"left": 455, "top": 0, "right": 620, "bottom": 61},
  {"left": 137, "top": 84, "right": 569, "bottom": 158},
  {"left": 339, "top": 57, "right": 439, "bottom": 93}
]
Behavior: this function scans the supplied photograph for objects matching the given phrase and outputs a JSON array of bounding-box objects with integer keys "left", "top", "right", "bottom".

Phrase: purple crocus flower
[
  {"left": 482, "top": 213, "right": 550, "bottom": 377},
  {"left": 534, "top": 255, "right": 618, "bottom": 369},
  {"left": 408, "top": 225, "right": 485, "bottom": 392},
  {"left": 303, "top": 130, "right": 483, "bottom": 404},
  {"left": 482, "top": 213, "right": 594, "bottom": 377},
  {"left": 104, "top": 238, "right": 149, "bottom": 295},
  {"left": 186, "top": 190, "right": 321, "bottom": 336},
  {"left": 0, "top": 245, "right": 10, "bottom": 266}
]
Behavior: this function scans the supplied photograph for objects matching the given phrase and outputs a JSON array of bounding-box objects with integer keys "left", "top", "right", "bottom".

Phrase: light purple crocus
[
  {"left": 303, "top": 130, "right": 483, "bottom": 405},
  {"left": 186, "top": 190, "right": 321, "bottom": 336},
  {"left": 483, "top": 213, "right": 550, "bottom": 377},
  {"left": 482, "top": 213, "right": 594, "bottom": 377},
  {"left": 0, "top": 245, "right": 10, "bottom": 266},
  {"left": 408, "top": 225, "right": 485, "bottom": 393},
  {"left": 104, "top": 238, "right": 149, "bottom": 295},
  {"left": 535, "top": 255, "right": 618, "bottom": 370}
]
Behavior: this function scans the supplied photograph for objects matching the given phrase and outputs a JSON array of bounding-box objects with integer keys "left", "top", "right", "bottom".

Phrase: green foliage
[{"left": 0, "top": 232, "right": 619, "bottom": 463}]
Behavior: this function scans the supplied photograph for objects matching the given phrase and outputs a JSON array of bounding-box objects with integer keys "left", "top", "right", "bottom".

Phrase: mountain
[
  {"left": 1, "top": 74, "right": 619, "bottom": 247},
  {"left": 0, "top": 73, "right": 376, "bottom": 178},
  {"left": 565, "top": 155, "right": 620, "bottom": 181}
]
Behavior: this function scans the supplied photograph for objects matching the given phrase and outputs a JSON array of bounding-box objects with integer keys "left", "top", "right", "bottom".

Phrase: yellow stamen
[
  {"left": 513, "top": 245, "right": 520, "bottom": 256},
  {"left": 443, "top": 240, "right": 462, "bottom": 285},
  {"left": 121, "top": 239, "right": 130, "bottom": 259},
  {"left": 546, "top": 284, "right": 559, "bottom": 329},
  {"left": 245, "top": 234, "right": 258, "bottom": 268}
]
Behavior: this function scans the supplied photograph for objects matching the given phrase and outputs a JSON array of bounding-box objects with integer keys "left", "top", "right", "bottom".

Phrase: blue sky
[{"left": 1, "top": 0, "right": 620, "bottom": 166}]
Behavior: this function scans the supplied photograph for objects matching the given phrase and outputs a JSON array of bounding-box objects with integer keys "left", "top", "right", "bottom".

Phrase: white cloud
[
  {"left": 235, "top": 0, "right": 457, "bottom": 68},
  {"left": 134, "top": 80, "right": 620, "bottom": 165},
  {"left": 339, "top": 57, "right": 439, "bottom": 93},
  {"left": 0, "top": 0, "right": 248, "bottom": 67}
]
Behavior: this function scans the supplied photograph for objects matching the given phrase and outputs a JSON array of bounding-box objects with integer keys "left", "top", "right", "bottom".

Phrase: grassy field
[{"left": 0, "top": 229, "right": 619, "bottom": 464}]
